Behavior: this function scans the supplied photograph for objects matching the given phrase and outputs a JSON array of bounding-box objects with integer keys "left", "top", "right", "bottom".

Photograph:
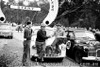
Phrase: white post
[
  {"left": 43, "top": 0, "right": 59, "bottom": 25},
  {"left": 0, "top": 0, "right": 6, "bottom": 23}
]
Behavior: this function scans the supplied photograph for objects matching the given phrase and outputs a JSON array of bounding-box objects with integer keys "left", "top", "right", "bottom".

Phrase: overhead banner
[
  {"left": 10, "top": 5, "right": 41, "bottom": 11},
  {"left": 9, "top": 0, "right": 41, "bottom": 11},
  {"left": 43, "top": 0, "right": 59, "bottom": 25}
]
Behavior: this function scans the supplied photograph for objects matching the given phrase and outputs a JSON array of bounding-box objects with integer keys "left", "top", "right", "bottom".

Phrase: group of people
[
  {"left": 22, "top": 21, "right": 100, "bottom": 66},
  {"left": 22, "top": 21, "right": 65, "bottom": 66}
]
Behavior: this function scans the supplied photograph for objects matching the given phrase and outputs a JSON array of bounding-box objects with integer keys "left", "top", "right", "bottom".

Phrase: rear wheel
[{"left": 75, "top": 50, "right": 82, "bottom": 64}]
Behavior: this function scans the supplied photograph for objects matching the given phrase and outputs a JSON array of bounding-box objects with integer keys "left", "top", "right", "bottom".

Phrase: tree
[{"left": 55, "top": 0, "right": 100, "bottom": 29}]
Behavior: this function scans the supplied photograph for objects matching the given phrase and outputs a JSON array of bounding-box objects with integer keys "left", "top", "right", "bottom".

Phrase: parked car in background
[
  {"left": 65, "top": 30, "right": 100, "bottom": 64},
  {"left": 0, "top": 23, "right": 13, "bottom": 39}
]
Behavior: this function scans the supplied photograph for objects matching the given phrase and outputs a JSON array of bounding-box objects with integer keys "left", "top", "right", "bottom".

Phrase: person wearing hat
[
  {"left": 54, "top": 23, "right": 65, "bottom": 36},
  {"left": 36, "top": 23, "right": 50, "bottom": 62},
  {"left": 52, "top": 23, "right": 65, "bottom": 54},
  {"left": 22, "top": 21, "right": 33, "bottom": 66}
]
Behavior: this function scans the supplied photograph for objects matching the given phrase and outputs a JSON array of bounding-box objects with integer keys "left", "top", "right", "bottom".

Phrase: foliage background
[{"left": 55, "top": 0, "right": 100, "bottom": 29}]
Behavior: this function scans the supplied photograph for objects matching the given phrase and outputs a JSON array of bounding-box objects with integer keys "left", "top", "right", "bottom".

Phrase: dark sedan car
[{"left": 65, "top": 30, "right": 100, "bottom": 64}]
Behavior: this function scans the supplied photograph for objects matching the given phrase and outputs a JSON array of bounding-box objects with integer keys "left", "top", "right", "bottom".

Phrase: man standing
[
  {"left": 23, "top": 21, "right": 32, "bottom": 66},
  {"left": 54, "top": 24, "right": 65, "bottom": 37},
  {"left": 36, "top": 23, "right": 50, "bottom": 62}
]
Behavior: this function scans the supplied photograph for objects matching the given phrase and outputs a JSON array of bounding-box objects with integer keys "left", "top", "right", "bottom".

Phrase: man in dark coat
[
  {"left": 36, "top": 23, "right": 50, "bottom": 61},
  {"left": 22, "top": 21, "right": 32, "bottom": 66}
]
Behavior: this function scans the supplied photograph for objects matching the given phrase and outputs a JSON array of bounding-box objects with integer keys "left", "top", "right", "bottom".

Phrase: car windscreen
[{"left": 75, "top": 31, "right": 95, "bottom": 40}]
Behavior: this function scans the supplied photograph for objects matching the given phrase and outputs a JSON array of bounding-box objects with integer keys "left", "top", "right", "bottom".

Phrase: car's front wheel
[{"left": 74, "top": 50, "right": 82, "bottom": 64}]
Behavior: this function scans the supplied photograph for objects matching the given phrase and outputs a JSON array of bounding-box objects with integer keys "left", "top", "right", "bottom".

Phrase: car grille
[
  {"left": 97, "top": 49, "right": 100, "bottom": 57},
  {"left": 88, "top": 52, "right": 96, "bottom": 56}
]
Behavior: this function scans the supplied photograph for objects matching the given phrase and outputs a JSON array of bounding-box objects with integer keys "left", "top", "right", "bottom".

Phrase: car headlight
[
  {"left": 86, "top": 41, "right": 94, "bottom": 47},
  {"left": 84, "top": 46, "right": 88, "bottom": 49},
  {"left": 83, "top": 46, "right": 95, "bottom": 52},
  {"left": 59, "top": 43, "right": 66, "bottom": 50}
]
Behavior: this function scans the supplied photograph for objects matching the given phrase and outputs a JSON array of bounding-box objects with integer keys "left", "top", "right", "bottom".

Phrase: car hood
[{"left": 76, "top": 38, "right": 100, "bottom": 49}]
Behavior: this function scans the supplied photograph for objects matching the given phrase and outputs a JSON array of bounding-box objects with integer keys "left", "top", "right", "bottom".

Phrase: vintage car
[
  {"left": 65, "top": 30, "right": 100, "bottom": 64},
  {"left": 30, "top": 26, "right": 67, "bottom": 61},
  {"left": 0, "top": 23, "right": 13, "bottom": 39}
]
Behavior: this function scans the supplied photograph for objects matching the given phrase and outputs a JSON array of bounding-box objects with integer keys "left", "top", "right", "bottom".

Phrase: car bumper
[
  {"left": 0, "top": 33, "right": 13, "bottom": 37},
  {"left": 30, "top": 49, "right": 66, "bottom": 59},
  {"left": 31, "top": 54, "right": 65, "bottom": 60},
  {"left": 82, "top": 56, "right": 100, "bottom": 61}
]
